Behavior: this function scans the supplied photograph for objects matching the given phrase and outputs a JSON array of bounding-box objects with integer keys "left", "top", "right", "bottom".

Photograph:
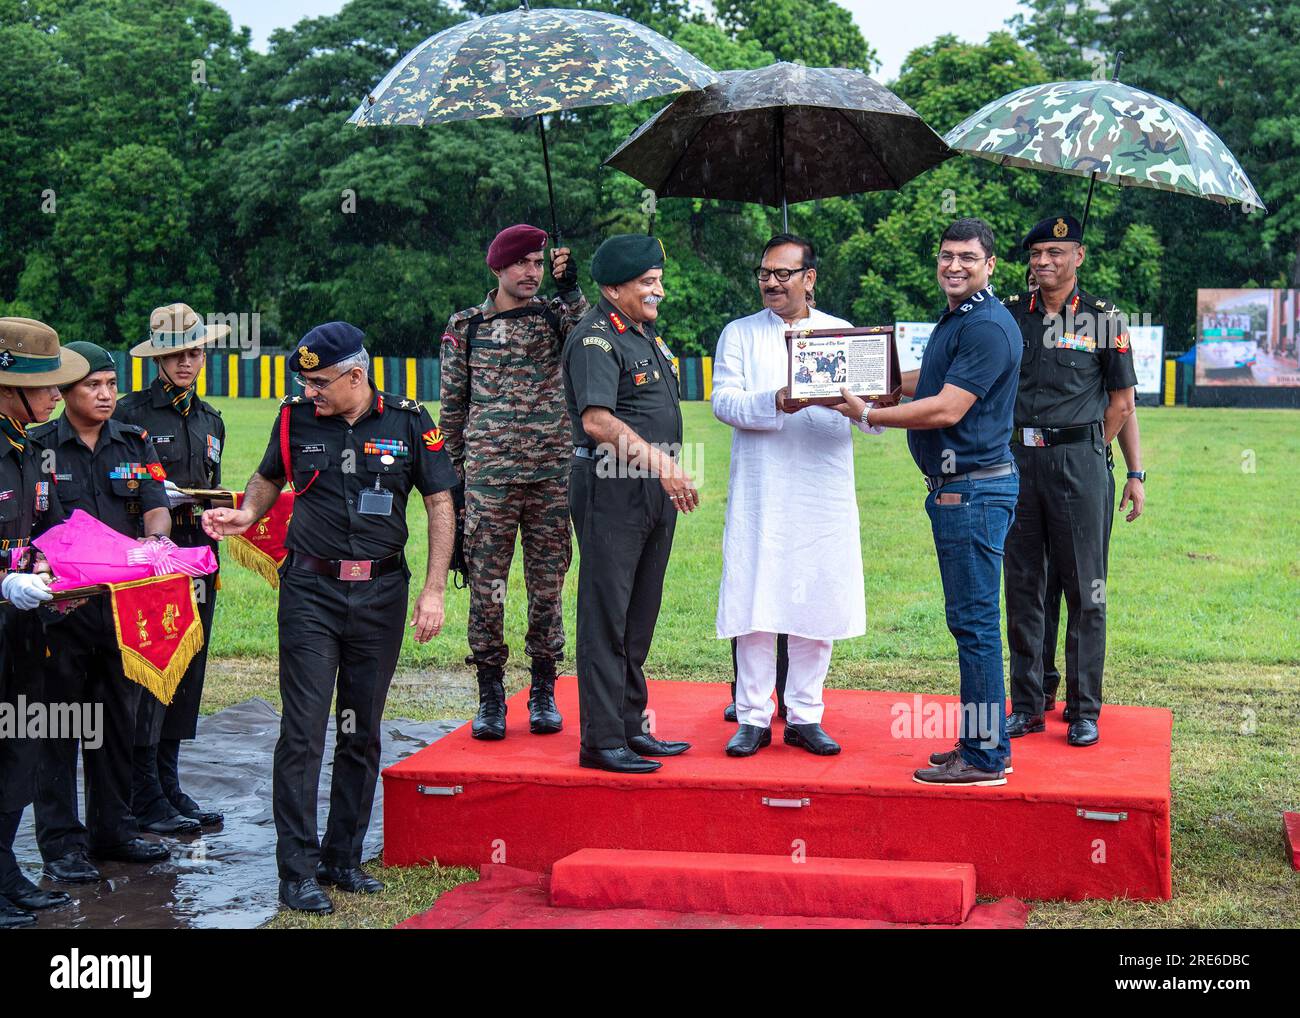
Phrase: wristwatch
[{"left": 1127, "top": 471, "right": 1146, "bottom": 482}]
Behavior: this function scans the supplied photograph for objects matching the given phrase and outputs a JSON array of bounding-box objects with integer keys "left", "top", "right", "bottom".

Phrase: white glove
[{"left": 2, "top": 572, "right": 53, "bottom": 611}]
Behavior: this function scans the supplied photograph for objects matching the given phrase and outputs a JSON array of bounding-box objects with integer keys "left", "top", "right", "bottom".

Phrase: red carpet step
[
  {"left": 550, "top": 848, "right": 977, "bottom": 924},
  {"left": 384, "top": 679, "right": 1172, "bottom": 901},
  {"left": 1285, "top": 812, "right": 1300, "bottom": 871},
  {"left": 397, "top": 864, "right": 1030, "bottom": 930}
]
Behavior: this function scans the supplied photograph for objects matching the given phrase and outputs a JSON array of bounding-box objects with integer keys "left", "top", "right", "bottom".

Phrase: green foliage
[{"left": 0, "top": 0, "right": 1289, "bottom": 357}]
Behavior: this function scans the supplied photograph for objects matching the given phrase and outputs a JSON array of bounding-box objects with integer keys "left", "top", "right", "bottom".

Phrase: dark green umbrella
[{"left": 348, "top": 3, "right": 718, "bottom": 239}]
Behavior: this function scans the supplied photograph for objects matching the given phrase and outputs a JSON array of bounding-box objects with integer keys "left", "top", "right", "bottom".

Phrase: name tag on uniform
[
  {"left": 300, "top": 443, "right": 326, "bottom": 454},
  {"left": 151, "top": 434, "right": 175, "bottom": 445},
  {"left": 54, "top": 473, "right": 72, "bottom": 482},
  {"left": 358, "top": 482, "right": 393, "bottom": 516}
]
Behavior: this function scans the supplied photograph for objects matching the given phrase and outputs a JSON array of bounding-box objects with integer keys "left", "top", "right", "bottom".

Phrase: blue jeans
[{"left": 925, "top": 472, "right": 1019, "bottom": 772}]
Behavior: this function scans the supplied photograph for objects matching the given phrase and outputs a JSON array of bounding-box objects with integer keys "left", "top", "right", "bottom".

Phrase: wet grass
[{"left": 197, "top": 399, "right": 1298, "bottom": 928}]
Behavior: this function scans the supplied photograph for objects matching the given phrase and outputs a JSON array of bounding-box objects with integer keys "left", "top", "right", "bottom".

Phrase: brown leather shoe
[
  {"left": 913, "top": 754, "right": 1006, "bottom": 787},
  {"left": 928, "top": 741, "right": 1012, "bottom": 774}
]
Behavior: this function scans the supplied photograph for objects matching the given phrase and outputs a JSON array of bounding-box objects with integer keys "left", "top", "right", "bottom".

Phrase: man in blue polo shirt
[{"left": 833, "top": 218, "right": 1021, "bottom": 785}]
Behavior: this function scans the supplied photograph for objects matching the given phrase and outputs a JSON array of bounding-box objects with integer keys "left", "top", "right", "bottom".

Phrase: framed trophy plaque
[{"left": 785, "top": 325, "right": 901, "bottom": 409}]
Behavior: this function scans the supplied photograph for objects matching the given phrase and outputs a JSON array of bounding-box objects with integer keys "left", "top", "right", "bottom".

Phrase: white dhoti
[{"left": 735, "top": 631, "right": 832, "bottom": 728}]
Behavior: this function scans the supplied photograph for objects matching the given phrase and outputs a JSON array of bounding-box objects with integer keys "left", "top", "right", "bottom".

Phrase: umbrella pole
[
  {"left": 1081, "top": 171, "right": 1098, "bottom": 237},
  {"left": 777, "top": 106, "right": 788, "bottom": 232},
  {"left": 536, "top": 113, "right": 560, "bottom": 244}
]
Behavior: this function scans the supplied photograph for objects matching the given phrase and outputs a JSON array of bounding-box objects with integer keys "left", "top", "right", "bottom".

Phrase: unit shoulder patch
[{"left": 583, "top": 336, "right": 613, "bottom": 353}]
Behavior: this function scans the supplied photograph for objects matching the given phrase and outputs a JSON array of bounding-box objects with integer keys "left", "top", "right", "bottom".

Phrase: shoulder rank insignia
[
  {"left": 281, "top": 394, "right": 305, "bottom": 406},
  {"left": 1004, "top": 293, "right": 1020, "bottom": 304},
  {"left": 422, "top": 426, "right": 445, "bottom": 451},
  {"left": 583, "top": 336, "right": 613, "bottom": 353},
  {"left": 394, "top": 398, "right": 419, "bottom": 411},
  {"left": 608, "top": 311, "right": 627, "bottom": 334}
]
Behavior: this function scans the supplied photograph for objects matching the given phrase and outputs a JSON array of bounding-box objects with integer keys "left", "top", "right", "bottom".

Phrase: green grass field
[{"left": 199, "top": 398, "right": 1300, "bottom": 929}]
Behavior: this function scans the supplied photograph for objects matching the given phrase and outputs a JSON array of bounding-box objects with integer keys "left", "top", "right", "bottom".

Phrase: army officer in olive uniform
[
  {"left": 31, "top": 342, "right": 174, "bottom": 882},
  {"left": 1001, "top": 215, "right": 1139, "bottom": 748},
  {"left": 116, "top": 302, "right": 228, "bottom": 834},
  {"left": 0, "top": 319, "right": 88, "bottom": 927},
  {"left": 562, "top": 234, "right": 698, "bottom": 774},
  {"left": 202, "top": 322, "right": 457, "bottom": 915}
]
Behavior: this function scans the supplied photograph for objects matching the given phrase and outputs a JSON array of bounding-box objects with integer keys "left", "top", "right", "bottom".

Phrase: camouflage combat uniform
[{"left": 439, "top": 286, "right": 589, "bottom": 673}]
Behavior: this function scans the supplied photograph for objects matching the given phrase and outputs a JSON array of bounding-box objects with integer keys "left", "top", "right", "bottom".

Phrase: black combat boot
[
  {"left": 471, "top": 664, "right": 507, "bottom": 740},
  {"left": 527, "top": 659, "right": 563, "bottom": 735}
]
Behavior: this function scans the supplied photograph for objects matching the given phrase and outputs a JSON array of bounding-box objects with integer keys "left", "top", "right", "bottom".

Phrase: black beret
[
  {"left": 289, "top": 321, "right": 365, "bottom": 372},
  {"left": 590, "top": 234, "right": 665, "bottom": 286},
  {"left": 1023, "top": 215, "right": 1083, "bottom": 249}
]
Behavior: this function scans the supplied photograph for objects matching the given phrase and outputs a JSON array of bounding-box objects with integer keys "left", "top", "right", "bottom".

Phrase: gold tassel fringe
[{"left": 225, "top": 535, "right": 282, "bottom": 589}]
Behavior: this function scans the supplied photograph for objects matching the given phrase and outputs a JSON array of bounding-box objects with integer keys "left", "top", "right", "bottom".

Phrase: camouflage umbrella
[
  {"left": 945, "top": 59, "right": 1266, "bottom": 231},
  {"left": 347, "top": 3, "right": 718, "bottom": 239},
  {"left": 604, "top": 62, "right": 953, "bottom": 231}
]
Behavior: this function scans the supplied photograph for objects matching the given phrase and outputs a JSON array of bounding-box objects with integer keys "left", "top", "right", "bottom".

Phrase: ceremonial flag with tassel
[
  {"left": 106, "top": 574, "right": 205, "bottom": 705},
  {"left": 225, "top": 490, "right": 294, "bottom": 588}
]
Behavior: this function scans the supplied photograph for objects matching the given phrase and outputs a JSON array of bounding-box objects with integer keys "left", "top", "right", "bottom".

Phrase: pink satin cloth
[{"left": 33, "top": 510, "right": 217, "bottom": 590}]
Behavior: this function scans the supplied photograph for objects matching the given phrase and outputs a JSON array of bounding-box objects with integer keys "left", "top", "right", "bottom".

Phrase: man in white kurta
[{"left": 713, "top": 235, "right": 882, "bottom": 757}]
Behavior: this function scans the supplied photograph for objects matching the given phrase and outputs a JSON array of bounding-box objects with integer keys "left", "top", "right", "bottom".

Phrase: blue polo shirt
[{"left": 907, "top": 288, "right": 1022, "bottom": 477}]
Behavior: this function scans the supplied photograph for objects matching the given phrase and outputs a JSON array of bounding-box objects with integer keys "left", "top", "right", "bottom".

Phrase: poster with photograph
[
  {"left": 1195, "top": 288, "right": 1300, "bottom": 387},
  {"left": 895, "top": 321, "right": 935, "bottom": 373},
  {"left": 1128, "top": 324, "right": 1165, "bottom": 396},
  {"left": 786, "top": 326, "right": 899, "bottom": 406}
]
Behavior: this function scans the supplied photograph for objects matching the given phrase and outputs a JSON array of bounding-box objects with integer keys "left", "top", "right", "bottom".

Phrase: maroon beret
[{"left": 486, "top": 224, "right": 548, "bottom": 271}]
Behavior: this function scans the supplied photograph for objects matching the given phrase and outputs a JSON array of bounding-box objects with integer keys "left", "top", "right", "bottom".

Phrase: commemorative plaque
[{"left": 785, "top": 325, "right": 901, "bottom": 409}]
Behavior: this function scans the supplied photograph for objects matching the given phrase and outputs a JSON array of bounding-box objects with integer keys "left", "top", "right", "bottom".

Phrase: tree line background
[{"left": 1, "top": 0, "right": 1294, "bottom": 357}]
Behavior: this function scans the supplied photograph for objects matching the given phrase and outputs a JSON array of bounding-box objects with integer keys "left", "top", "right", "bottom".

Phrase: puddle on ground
[{"left": 11, "top": 698, "right": 460, "bottom": 928}]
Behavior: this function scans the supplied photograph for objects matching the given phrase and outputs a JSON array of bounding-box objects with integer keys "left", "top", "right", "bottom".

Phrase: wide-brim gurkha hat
[
  {"left": 0, "top": 317, "right": 91, "bottom": 388},
  {"left": 129, "top": 302, "right": 229, "bottom": 358}
]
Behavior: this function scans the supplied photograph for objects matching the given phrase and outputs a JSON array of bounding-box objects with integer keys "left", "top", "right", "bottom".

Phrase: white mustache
[{"left": 643, "top": 295, "right": 661, "bottom": 305}]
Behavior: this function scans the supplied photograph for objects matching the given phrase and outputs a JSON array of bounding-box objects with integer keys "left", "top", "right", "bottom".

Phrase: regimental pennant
[{"left": 364, "top": 439, "right": 409, "bottom": 458}]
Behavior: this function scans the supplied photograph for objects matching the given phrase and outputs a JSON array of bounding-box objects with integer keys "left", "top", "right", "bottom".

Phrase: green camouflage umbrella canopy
[
  {"left": 347, "top": 5, "right": 717, "bottom": 239},
  {"left": 945, "top": 78, "right": 1266, "bottom": 225}
]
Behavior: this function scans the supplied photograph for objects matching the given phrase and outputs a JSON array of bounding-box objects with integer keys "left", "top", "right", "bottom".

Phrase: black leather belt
[
  {"left": 290, "top": 551, "right": 403, "bottom": 582},
  {"left": 924, "top": 462, "right": 1015, "bottom": 493},
  {"left": 1011, "top": 424, "right": 1097, "bottom": 447}
]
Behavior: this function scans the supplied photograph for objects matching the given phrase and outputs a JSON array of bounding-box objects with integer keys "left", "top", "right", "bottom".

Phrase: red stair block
[
  {"left": 1285, "top": 812, "right": 1300, "bottom": 871},
  {"left": 550, "top": 848, "right": 977, "bottom": 925}
]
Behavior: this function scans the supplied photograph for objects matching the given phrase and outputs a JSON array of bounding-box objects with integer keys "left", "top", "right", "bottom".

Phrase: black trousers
[
  {"left": 135, "top": 567, "right": 217, "bottom": 746},
  {"left": 1005, "top": 436, "right": 1115, "bottom": 721},
  {"left": 1041, "top": 563, "right": 1062, "bottom": 700},
  {"left": 569, "top": 460, "right": 676, "bottom": 751},
  {"left": 0, "top": 613, "right": 45, "bottom": 813},
  {"left": 35, "top": 606, "right": 143, "bottom": 857},
  {"left": 273, "top": 563, "right": 407, "bottom": 881}
]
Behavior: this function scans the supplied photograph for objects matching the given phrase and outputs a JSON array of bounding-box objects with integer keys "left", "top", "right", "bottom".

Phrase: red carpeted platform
[
  {"left": 1285, "top": 812, "right": 1300, "bottom": 871},
  {"left": 384, "top": 679, "right": 1172, "bottom": 901},
  {"left": 397, "top": 864, "right": 1031, "bottom": 929},
  {"left": 550, "top": 848, "right": 976, "bottom": 924}
]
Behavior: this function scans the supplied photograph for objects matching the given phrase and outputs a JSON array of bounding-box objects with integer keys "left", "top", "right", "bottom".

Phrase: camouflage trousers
[{"left": 464, "top": 475, "right": 572, "bottom": 669}]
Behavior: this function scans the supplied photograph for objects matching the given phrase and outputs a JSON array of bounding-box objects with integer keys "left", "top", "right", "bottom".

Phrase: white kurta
[{"left": 713, "top": 307, "right": 882, "bottom": 641}]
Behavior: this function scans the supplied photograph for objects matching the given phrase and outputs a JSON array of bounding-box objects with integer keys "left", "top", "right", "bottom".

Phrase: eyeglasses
[
  {"left": 754, "top": 267, "right": 810, "bottom": 283},
  {"left": 937, "top": 252, "right": 988, "bottom": 267},
  {"left": 293, "top": 370, "right": 349, "bottom": 392}
]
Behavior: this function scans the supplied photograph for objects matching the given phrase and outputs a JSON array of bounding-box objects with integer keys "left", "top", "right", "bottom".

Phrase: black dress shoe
[
  {"left": 1005, "top": 712, "right": 1046, "bottom": 737},
  {"left": 627, "top": 735, "right": 691, "bottom": 757},
  {"left": 1067, "top": 719, "right": 1099, "bottom": 746},
  {"left": 42, "top": 852, "right": 100, "bottom": 884},
  {"left": 1062, "top": 706, "right": 1076, "bottom": 723},
  {"left": 279, "top": 877, "right": 333, "bottom": 914},
  {"left": 0, "top": 897, "right": 35, "bottom": 929},
  {"left": 725, "top": 725, "right": 771, "bottom": 757},
  {"left": 167, "top": 791, "right": 224, "bottom": 827},
  {"left": 1, "top": 876, "right": 71, "bottom": 911},
  {"left": 722, "top": 701, "right": 737, "bottom": 722},
  {"left": 578, "top": 747, "right": 661, "bottom": 773},
  {"left": 138, "top": 810, "right": 202, "bottom": 835},
  {"left": 783, "top": 723, "right": 841, "bottom": 755},
  {"left": 316, "top": 864, "right": 383, "bottom": 894},
  {"left": 92, "top": 838, "right": 170, "bottom": 864}
]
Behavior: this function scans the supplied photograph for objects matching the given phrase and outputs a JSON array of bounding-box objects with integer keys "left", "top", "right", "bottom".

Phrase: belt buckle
[
  {"left": 1022, "top": 427, "right": 1047, "bottom": 447},
  {"left": 924, "top": 476, "right": 939, "bottom": 493},
  {"left": 338, "top": 559, "right": 372, "bottom": 581}
]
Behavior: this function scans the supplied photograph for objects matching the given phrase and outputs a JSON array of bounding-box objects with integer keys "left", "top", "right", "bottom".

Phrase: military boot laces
[
  {"left": 471, "top": 666, "right": 507, "bottom": 740},
  {"left": 528, "top": 660, "right": 563, "bottom": 735}
]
